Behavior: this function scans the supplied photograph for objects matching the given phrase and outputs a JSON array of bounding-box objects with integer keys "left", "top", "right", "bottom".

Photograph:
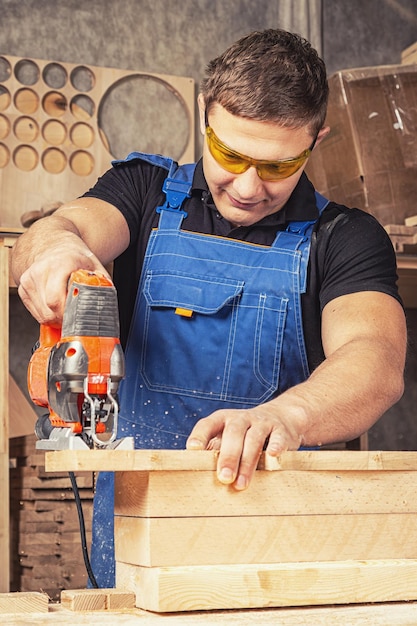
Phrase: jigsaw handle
[
  {"left": 62, "top": 269, "right": 120, "bottom": 342},
  {"left": 28, "top": 324, "right": 61, "bottom": 409}
]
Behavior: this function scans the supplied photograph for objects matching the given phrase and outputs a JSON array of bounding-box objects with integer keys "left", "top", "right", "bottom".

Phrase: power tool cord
[{"left": 69, "top": 471, "right": 99, "bottom": 589}]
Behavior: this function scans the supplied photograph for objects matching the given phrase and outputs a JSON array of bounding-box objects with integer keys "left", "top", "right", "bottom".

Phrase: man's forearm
[
  {"left": 265, "top": 334, "right": 405, "bottom": 450},
  {"left": 11, "top": 215, "right": 83, "bottom": 285}
]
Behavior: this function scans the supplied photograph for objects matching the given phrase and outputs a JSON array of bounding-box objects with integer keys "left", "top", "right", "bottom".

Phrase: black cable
[{"left": 69, "top": 471, "right": 99, "bottom": 589}]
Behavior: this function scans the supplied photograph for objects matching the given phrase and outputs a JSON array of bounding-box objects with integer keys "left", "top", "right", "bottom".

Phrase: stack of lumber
[
  {"left": 44, "top": 448, "right": 417, "bottom": 613},
  {"left": 9, "top": 434, "right": 94, "bottom": 600},
  {"left": 385, "top": 215, "right": 417, "bottom": 253}
]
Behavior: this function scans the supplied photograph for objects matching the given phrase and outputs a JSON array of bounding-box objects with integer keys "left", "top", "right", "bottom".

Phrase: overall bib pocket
[{"left": 140, "top": 270, "right": 288, "bottom": 404}]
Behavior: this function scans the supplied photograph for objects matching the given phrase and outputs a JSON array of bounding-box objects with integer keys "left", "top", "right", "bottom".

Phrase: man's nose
[{"left": 232, "top": 166, "right": 265, "bottom": 198}]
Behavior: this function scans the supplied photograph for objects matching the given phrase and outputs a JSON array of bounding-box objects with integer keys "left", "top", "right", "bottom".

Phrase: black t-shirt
[{"left": 83, "top": 158, "right": 401, "bottom": 372}]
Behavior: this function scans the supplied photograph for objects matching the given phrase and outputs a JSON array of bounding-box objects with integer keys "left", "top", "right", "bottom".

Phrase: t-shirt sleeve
[
  {"left": 318, "top": 207, "right": 402, "bottom": 311},
  {"left": 82, "top": 159, "right": 167, "bottom": 243}
]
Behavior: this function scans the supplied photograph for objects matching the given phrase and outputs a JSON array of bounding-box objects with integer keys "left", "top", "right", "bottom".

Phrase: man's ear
[
  {"left": 197, "top": 93, "right": 206, "bottom": 135},
  {"left": 314, "top": 126, "right": 331, "bottom": 148}
]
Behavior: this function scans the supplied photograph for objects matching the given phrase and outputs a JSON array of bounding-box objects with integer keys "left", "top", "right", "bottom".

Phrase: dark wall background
[
  {"left": 5, "top": 0, "right": 417, "bottom": 449},
  {"left": 323, "top": 0, "right": 417, "bottom": 75}
]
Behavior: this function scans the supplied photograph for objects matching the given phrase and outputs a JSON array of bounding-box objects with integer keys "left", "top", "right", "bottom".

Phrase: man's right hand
[
  {"left": 13, "top": 221, "right": 110, "bottom": 325},
  {"left": 11, "top": 199, "right": 129, "bottom": 325}
]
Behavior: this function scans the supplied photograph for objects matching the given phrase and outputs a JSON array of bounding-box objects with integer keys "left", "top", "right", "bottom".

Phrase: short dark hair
[{"left": 200, "top": 29, "right": 329, "bottom": 136}]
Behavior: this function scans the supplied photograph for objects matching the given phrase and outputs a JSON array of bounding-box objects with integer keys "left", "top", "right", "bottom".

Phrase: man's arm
[
  {"left": 11, "top": 197, "right": 130, "bottom": 325},
  {"left": 187, "top": 290, "right": 407, "bottom": 489}
]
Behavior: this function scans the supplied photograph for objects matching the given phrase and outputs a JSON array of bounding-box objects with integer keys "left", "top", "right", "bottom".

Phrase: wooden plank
[
  {"left": 384, "top": 223, "right": 417, "bottom": 236},
  {"left": 19, "top": 499, "right": 91, "bottom": 516},
  {"left": 19, "top": 531, "right": 91, "bottom": 548},
  {"left": 115, "top": 513, "right": 417, "bottom": 567},
  {"left": 16, "top": 488, "right": 93, "bottom": 501},
  {"left": 19, "top": 553, "right": 83, "bottom": 567},
  {"left": 0, "top": 244, "right": 9, "bottom": 592},
  {"left": 0, "top": 592, "right": 49, "bottom": 613},
  {"left": 19, "top": 544, "right": 61, "bottom": 558},
  {"left": 60, "top": 589, "right": 136, "bottom": 611},
  {"left": 405, "top": 215, "right": 417, "bottom": 227},
  {"left": 9, "top": 433, "right": 40, "bottom": 457},
  {"left": 20, "top": 570, "right": 87, "bottom": 593},
  {"left": 20, "top": 564, "right": 87, "bottom": 580},
  {"left": 10, "top": 471, "right": 93, "bottom": 489},
  {"left": 18, "top": 505, "right": 92, "bottom": 524},
  {"left": 45, "top": 448, "right": 417, "bottom": 473},
  {"left": 19, "top": 521, "right": 67, "bottom": 534},
  {"left": 402, "top": 41, "right": 417, "bottom": 64},
  {"left": 11, "top": 464, "right": 93, "bottom": 482},
  {"left": 115, "top": 469, "right": 417, "bottom": 517},
  {"left": 116, "top": 559, "right": 417, "bottom": 613}
]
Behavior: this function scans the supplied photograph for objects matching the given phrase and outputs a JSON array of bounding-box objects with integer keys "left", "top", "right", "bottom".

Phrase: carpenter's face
[{"left": 198, "top": 99, "right": 323, "bottom": 228}]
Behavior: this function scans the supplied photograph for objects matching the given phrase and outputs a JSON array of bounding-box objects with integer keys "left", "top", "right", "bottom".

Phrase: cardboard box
[{"left": 306, "top": 64, "right": 417, "bottom": 225}]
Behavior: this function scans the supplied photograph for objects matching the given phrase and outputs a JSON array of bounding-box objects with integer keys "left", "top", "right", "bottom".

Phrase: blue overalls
[{"left": 90, "top": 153, "right": 329, "bottom": 587}]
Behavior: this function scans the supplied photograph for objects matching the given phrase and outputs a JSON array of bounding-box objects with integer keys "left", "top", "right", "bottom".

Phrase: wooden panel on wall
[{"left": 0, "top": 54, "right": 195, "bottom": 229}]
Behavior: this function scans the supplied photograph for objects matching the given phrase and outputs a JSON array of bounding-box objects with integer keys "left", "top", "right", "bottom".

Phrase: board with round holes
[{"left": 0, "top": 54, "right": 195, "bottom": 228}]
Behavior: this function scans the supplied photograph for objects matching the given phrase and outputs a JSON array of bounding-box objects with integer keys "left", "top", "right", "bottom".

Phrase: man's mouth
[{"left": 227, "top": 193, "right": 261, "bottom": 211}]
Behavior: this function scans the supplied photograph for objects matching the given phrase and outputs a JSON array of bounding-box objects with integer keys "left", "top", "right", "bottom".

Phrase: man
[{"left": 11, "top": 29, "right": 406, "bottom": 586}]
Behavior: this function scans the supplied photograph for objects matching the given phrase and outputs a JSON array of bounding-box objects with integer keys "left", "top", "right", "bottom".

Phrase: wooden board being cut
[{"left": 45, "top": 448, "right": 417, "bottom": 473}]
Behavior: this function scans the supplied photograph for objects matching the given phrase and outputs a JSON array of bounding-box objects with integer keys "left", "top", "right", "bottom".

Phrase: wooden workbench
[{"left": 4, "top": 599, "right": 417, "bottom": 625}]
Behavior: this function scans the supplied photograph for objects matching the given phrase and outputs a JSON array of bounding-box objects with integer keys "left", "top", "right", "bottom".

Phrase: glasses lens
[
  {"left": 258, "top": 154, "right": 309, "bottom": 181},
  {"left": 206, "top": 127, "right": 249, "bottom": 174},
  {"left": 206, "top": 126, "right": 311, "bottom": 181}
]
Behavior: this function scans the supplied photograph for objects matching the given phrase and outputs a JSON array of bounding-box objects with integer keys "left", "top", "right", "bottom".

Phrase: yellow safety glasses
[{"left": 205, "top": 125, "right": 315, "bottom": 181}]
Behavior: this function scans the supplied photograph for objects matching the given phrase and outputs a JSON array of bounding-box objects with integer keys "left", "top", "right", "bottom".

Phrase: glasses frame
[{"left": 204, "top": 113, "right": 317, "bottom": 181}]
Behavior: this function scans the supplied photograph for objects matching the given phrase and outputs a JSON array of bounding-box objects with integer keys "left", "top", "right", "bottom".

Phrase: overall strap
[
  {"left": 285, "top": 191, "right": 330, "bottom": 238},
  {"left": 274, "top": 191, "right": 330, "bottom": 292},
  {"left": 112, "top": 151, "right": 174, "bottom": 171},
  {"left": 112, "top": 151, "right": 196, "bottom": 229},
  {"left": 156, "top": 161, "right": 196, "bottom": 229}
]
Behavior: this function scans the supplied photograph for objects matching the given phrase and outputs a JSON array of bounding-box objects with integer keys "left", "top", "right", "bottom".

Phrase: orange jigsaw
[{"left": 28, "top": 269, "right": 133, "bottom": 450}]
